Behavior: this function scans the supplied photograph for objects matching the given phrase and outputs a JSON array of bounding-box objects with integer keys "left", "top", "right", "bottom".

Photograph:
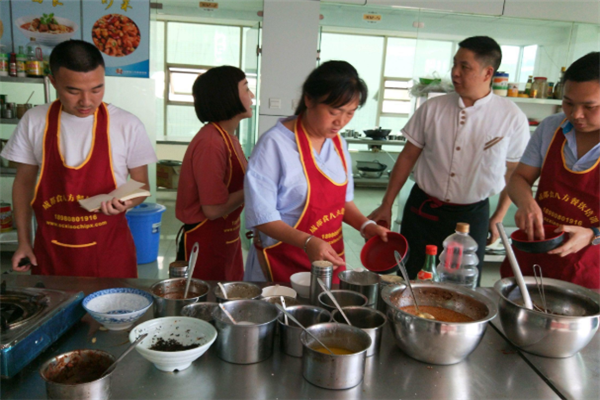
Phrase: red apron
[
  {"left": 31, "top": 101, "right": 137, "bottom": 278},
  {"left": 501, "top": 120, "right": 600, "bottom": 289},
  {"left": 183, "top": 123, "right": 246, "bottom": 281},
  {"left": 259, "top": 118, "right": 347, "bottom": 283}
]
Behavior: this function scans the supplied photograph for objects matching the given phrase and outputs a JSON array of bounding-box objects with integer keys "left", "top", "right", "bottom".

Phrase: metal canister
[
  {"left": 0, "top": 203, "right": 12, "bottom": 232},
  {"left": 169, "top": 260, "right": 188, "bottom": 278},
  {"left": 309, "top": 261, "right": 333, "bottom": 306}
]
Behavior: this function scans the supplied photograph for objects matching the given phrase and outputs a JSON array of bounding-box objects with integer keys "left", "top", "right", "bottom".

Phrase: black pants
[
  {"left": 400, "top": 184, "right": 489, "bottom": 286},
  {"left": 176, "top": 223, "right": 200, "bottom": 261}
]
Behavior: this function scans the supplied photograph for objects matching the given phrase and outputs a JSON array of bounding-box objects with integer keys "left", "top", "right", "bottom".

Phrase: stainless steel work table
[
  {"left": 481, "top": 288, "right": 600, "bottom": 400},
  {"left": 0, "top": 275, "right": 569, "bottom": 399}
]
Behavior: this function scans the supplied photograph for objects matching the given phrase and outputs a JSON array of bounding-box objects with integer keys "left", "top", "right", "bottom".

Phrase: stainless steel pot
[
  {"left": 317, "top": 289, "right": 368, "bottom": 313},
  {"left": 494, "top": 277, "right": 600, "bottom": 358},
  {"left": 338, "top": 270, "right": 380, "bottom": 308},
  {"left": 214, "top": 300, "right": 279, "bottom": 364},
  {"left": 150, "top": 278, "right": 210, "bottom": 317},
  {"left": 213, "top": 281, "right": 261, "bottom": 303},
  {"left": 381, "top": 283, "right": 497, "bottom": 365},
  {"left": 40, "top": 349, "right": 115, "bottom": 400},
  {"left": 301, "top": 323, "right": 371, "bottom": 390},
  {"left": 278, "top": 305, "right": 332, "bottom": 357},
  {"left": 331, "top": 306, "right": 387, "bottom": 357}
]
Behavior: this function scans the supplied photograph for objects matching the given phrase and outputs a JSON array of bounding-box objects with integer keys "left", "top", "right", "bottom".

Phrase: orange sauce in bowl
[
  {"left": 401, "top": 306, "right": 473, "bottom": 322},
  {"left": 312, "top": 346, "right": 355, "bottom": 355}
]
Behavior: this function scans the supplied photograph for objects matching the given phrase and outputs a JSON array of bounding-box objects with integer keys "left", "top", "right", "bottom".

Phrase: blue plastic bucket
[{"left": 125, "top": 203, "right": 166, "bottom": 264}]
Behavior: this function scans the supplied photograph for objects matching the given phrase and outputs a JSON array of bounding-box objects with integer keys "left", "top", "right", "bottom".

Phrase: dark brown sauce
[
  {"left": 162, "top": 290, "right": 201, "bottom": 300},
  {"left": 47, "top": 353, "right": 111, "bottom": 384},
  {"left": 149, "top": 338, "right": 200, "bottom": 351},
  {"left": 401, "top": 305, "right": 474, "bottom": 322}
]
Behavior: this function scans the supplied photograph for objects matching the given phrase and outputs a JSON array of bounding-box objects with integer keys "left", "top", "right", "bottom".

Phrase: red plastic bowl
[
  {"left": 511, "top": 225, "right": 565, "bottom": 253},
  {"left": 360, "top": 232, "right": 409, "bottom": 273}
]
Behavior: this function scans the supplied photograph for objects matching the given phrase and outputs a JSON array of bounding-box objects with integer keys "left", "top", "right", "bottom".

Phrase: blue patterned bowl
[{"left": 83, "top": 288, "right": 153, "bottom": 331}]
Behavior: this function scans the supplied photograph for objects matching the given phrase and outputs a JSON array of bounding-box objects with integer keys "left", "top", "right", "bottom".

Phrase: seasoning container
[
  {"left": 530, "top": 77, "right": 548, "bottom": 99},
  {"left": 546, "top": 82, "right": 554, "bottom": 99},
  {"left": 507, "top": 83, "right": 519, "bottom": 97},
  {"left": 169, "top": 260, "right": 189, "bottom": 278},
  {"left": 492, "top": 72, "right": 509, "bottom": 96},
  {"left": 0, "top": 53, "right": 8, "bottom": 77},
  {"left": 26, "top": 45, "right": 43, "bottom": 77},
  {"left": 0, "top": 203, "right": 13, "bottom": 232},
  {"left": 553, "top": 67, "right": 566, "bottom": 99},
  {"left": 8, "top": 53, "right": 17, "bottom": 77},
  {"left": 524, "top": 75, "right": 533, "bottom": 96},
  {"left": 16, "top": 104, "right": 26, "bottom": 119},
  {"left": 16, "top": 46, "right": 27, "bottom": 78},
  {"left": 309, "top": 260, "right": 333, "bottom": 306}
]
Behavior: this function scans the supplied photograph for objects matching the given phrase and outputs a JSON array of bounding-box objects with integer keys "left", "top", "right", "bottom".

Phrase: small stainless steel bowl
[
  {"left": 278, "top": 305, "right": 332, "bottom": 357},
  {"left": 301, "top": 323, "right": 372, "bottom": 390},
  {"left": 261, "top": 295, "right": 301, "bottom": 307},
  {"left": 494, "top": 277, "right": 600, "bottom": 358},
  {"left": 317, "top": 290, "right": 368, "bottom": 313},
  {"left": 331, "top": 306, "right": 387, "bottom": 357},
  {"left": 40, "top": 349, "right": 115, "bottom": 400},
  {"left": 338, "top": 270, "right": 380, "bottom": 308},
  {"left": 213, "top": 281, "right": 261, "bottom": 303},
  {"left": 381, "top": 283, "right": 497, "bottom": 365},
  {"left": 150, "top": 278, "right": 210, "bottom": 317}
]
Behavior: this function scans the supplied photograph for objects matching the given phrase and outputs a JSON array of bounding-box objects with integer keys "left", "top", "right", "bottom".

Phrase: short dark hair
[
  {"left": 458, "top": 36, "right": 502, "bottom": 74},
  {"left": 295, "top": 61, "right": 367, "bottom": 115},
  {"left": 50, "top": 40, "right": 105, "bottom": 77},
  {"left": 193, "top": 66, "right": 247, "bottom": 123},
  {"left": 564, "top": 52, "right": 600, "bottom": 83}
]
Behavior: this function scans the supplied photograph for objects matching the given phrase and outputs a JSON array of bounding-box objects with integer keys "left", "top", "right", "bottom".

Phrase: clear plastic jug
[{"left": 435, "top": 222, "right": 479, "bottom": 289}]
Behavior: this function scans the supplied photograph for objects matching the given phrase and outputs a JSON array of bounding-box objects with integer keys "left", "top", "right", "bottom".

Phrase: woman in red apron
[
  {"left": 31, "top": 101, "right": 137, "bottom": 278},
  {"left": 245, "top": 61, "right": 389, "bottom": 283},
  {"left": 501, "top": 53, "right": 600, "bottom": 289},
  {"left": 175, "top": 66, "right": 252, "bottom": 281}
]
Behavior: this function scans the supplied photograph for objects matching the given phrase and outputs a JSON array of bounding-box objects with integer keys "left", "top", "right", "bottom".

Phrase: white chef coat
[
  {"left": 402, "top": 91, "right": 529, "bottom": 204},
  {"left": 1, "top": 103, "right": 157, "bottom": 187}
]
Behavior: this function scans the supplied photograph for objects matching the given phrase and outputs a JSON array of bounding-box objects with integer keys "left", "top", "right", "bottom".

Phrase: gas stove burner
[{"left": 0, "top": 293, "right": 47, "bottom": 332}]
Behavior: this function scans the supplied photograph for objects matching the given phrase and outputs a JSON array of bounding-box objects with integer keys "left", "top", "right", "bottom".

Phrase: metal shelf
[
  {"left": 0, "top": 167, "right": 16, "bottom": 177},
  {"left": 0, "top": 76, "right": 46, "bottom": 84},
  {"left": 509, "top": 97, "right": 562, "bottom": 105},
  {"left": 0, "top": 118, "right": 20, "bottom": 125},
  {"left": 353, "top": 176, "right": 389, "bottom": 188}
]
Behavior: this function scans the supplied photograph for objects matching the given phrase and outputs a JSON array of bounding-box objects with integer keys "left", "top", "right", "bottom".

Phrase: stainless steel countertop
[
  {"left": 482, "top": 288, "right": 600, "bottom": 400},
  {"left": 0, "top": 275, "right": 567, "bottom": 399}
]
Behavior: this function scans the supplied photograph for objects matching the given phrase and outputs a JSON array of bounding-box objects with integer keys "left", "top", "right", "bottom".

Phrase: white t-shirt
[
  {"left": 1, "top": 103, "right": 157, "bottom": 186},
  {"left": 402, "top": 91, "right": 529, "bottom": 204}
]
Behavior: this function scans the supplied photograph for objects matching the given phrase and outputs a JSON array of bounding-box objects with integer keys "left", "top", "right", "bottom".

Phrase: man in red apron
[
  {"left": 180, "top": 123, "right": 246, "bottom": 281},
  {"left": 257, "top": 118, "right": 348, "bottom": 283},
  {"left": 502, "top": 52, "right": 600, "bottom": 289},
  {"left": 4, "top": 41, "right": 155, "bottom": 277}
]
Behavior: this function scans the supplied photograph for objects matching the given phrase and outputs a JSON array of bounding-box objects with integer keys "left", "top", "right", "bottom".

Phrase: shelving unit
[
  {"left": 0, "top": 118, "right": 20, "bottom": 125},
  {"left": 509, "top": 97, "right": 563, "bottom": 105}
]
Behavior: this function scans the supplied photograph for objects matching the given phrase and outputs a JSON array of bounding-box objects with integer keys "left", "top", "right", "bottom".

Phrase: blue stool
[{"left": 126, "top": 203, "right": 166, "bottom": 264}]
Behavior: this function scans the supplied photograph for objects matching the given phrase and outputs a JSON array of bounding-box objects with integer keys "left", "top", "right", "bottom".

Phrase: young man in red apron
[
  {"left": 502, "top": 52, "right": 600, "bottom": 289},
  {"left": 4, "top": 41, "right": 155, "bottom": 277}
]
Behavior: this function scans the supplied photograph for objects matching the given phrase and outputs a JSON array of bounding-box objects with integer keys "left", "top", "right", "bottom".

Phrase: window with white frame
[{"left": 380, "top": 78, "right": 412, "bottom": 117}]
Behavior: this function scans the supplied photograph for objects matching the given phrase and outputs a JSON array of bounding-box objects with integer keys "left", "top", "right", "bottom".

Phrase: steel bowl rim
[
  {"left": 150, "top": 278, "right": 211, "bottom": 300},
  {"left": 212, "top": 281, "right": 262, "bottom": 300},
  {"left": 338, "top": 269, "right": 381, "bottom": 286},
  {"left": 215, "top": 299, "right": 280, "bottom": 327},
  {"left": 381, "top": 282, "right": 498, "bottom": 324},
  {"left": 494, "top": 276, "right": 600, "bottom": 320},
  {"left": 317, "top": 289, "right": 369, "bottom": 306},
  {"left": 331, "top": 306, "right": 387, "bottom": 329},
  {"left": 300, "top": 322, "right": 372, "bottom": 356},
  {"left": 39, "top": 349, "right": 116, "bottom": 386}
]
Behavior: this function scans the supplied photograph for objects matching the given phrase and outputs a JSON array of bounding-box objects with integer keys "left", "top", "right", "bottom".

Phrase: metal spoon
[
  {"left": 218, "top": 282, "right": 228, "bottom": 300},
  {"left": 183, "top": 243, "right": 199, "bottom": 299},
  {"left": 100, "top": 333, "right": 148, "bottom": 378},
  {"left": 218, "top": 303, "right": 237, "bottom": 324},
  {"left": 532, "top": 264, "right": 548, "bottom": 313},
  {"left": 316, "top": 278, "right": 352, "bottom": 326},
  {"left": 274, "top": 303, "right": 334, "bottom": 355},
  {"left": 496, "top": 222, "right": 533, "bottom": 310},
  {"left": 280, "top": 296, "right": 289, "bottom": 325},
  {"left": 394, "top": 250, "right": 435, "bottom": 320}
]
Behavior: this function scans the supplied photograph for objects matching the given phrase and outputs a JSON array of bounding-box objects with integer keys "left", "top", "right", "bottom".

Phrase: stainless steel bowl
[
  {"left": 317, "top": 290, "right": 368, "bottom": 313},
  {"left": 494, "top": 277, "right": 600, "bottom": 358},
  {"left": 40, "top": 349, "right": 115, "bottom": 400},
  {"left": 279, "top": 305, "right": 332, "bottom": 357},
  {"left": 338, "top": 269, "right": 380, "bottom": 308},
  {"left": 181, "top": 302, "right": 219, "bottom": 325},
  {"left": 213, "top": 281, "right": 261, "bottom": 303},
  {"left": 381, "top": 283, "right": 497, "bottom": 365},
  {"left": 150, "top": 278, "right": 210, "bottom": 317},
  {"left": 301, "top": 323, "right": 372, "bottom": 390},
  {"left": 213, "top": 300, "right": 279, "bottom": 364},
  {"left": 331, "top": 306, "right": 387, "bottom": 357},
  {"left": 261, "top": 295, "right": 301, "bottom": 307}
]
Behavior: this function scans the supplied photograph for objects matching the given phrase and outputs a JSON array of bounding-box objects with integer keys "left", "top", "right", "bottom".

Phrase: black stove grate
[{"left": 0, "top": 294, "right": 47, "bottom": 332}]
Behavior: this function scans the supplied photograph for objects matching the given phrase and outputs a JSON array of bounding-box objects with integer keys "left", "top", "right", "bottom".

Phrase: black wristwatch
[{"left": 591, "top": 227, "right": 600, "bottom": 246}]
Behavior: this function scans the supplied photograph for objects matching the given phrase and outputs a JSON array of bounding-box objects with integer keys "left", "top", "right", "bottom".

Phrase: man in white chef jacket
[{"left": 370, "top": 36, "right": 530, "bottom": 284}]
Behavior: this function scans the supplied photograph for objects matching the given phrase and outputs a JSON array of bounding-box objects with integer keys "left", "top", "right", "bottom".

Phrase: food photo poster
[{"left": 3, "top": 0, "right": 149, "bottom": 78}]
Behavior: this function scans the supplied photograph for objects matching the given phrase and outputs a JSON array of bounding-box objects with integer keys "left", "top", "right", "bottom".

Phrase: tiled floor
[{"left": 1, "top": 187, "right": 501, "bottom": 286}]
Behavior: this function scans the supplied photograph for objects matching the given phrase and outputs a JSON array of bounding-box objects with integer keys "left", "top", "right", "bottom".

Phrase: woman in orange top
[{"left": 175, "top": 66, "right": 254, "bottom": 281}]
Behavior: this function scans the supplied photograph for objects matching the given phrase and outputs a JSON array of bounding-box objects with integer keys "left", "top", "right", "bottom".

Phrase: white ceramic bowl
[
  {"left": 83, "top": 288, "right": 153, "bottom": 331},
  {"left": 261, "top": 284, "right": 297, "bottom": 298},
  {"left": 129, "top": 317, "right": 217, "bottom": 372},
  {"left": 16, "top": 15, "right": 79, "bottom": 46},
  {"left": 290, "top": 272, "right": 311, "bottom": 298}
]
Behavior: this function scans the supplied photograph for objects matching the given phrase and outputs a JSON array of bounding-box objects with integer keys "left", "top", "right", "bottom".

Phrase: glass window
[
  {"left": 499, "top": 45, "right": 520, "bottom": 82},
  {"left": 167, "top": 22, "right": 241, "bottom": 66},
  {"left": 320, "top": 32, "right": 384, "bottom": 131},
  {"left": 381, "top": 78, "right": 412, "bottom": 117},
  {"left": 385, "top": 37, "right": 417, "bottom": 78},
  {"left": 168, "top": 67, "right": 207, "bottom": 103},
  {"left": 413, "top": 40, "right": 453, "bottom": 80},
  {"left": 166, "top": 105, "right": 200, "bottom": 138},
  {"left": 520, "top": 45, "right": 538, "bottom": 84}
]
